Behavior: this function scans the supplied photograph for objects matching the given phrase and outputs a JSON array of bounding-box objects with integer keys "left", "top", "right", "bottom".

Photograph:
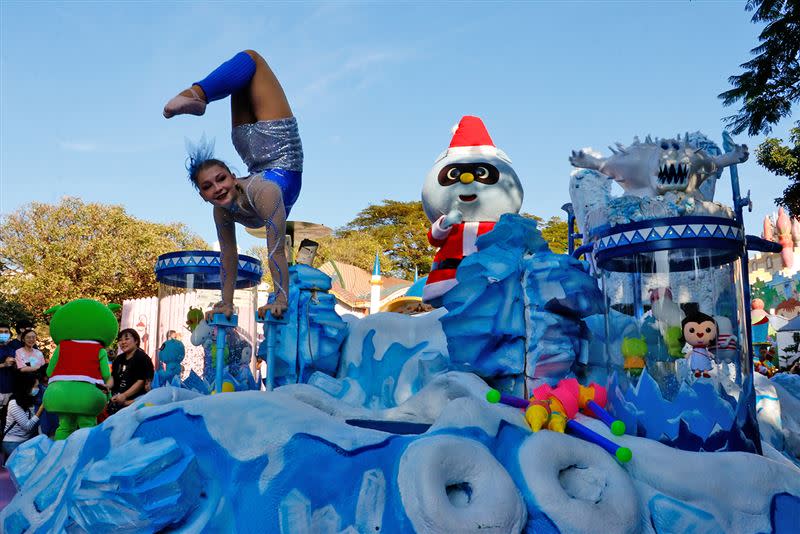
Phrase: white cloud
[
  {"left": 295, "top": 48, "right": 414, "bottom": 107},
  {"left": 58, "top": 140, "right": 97, "bottom": 152}
]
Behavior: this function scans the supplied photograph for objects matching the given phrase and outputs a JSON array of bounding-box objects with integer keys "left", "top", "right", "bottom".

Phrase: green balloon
[
  {"left": 611, "top": 420, "right": 626, "bottom": 436},
  {"left": 486, "top": 389, "right": 501, "bottom": 403},
  {"left": 616, "top": 447, "right": 633, "bottom": 463}
]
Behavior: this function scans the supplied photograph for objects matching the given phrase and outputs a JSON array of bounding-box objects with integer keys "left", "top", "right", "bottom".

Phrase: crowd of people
[{"left": 0, "top": 322, "right": 155, "bottom": 464}]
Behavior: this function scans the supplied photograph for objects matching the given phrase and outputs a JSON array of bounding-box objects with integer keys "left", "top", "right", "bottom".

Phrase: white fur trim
[
  {"left": 431, "top": 216, "right": 452, "bottom": 240},
  {"left": 423, "top": 278, "right": 459, "bottom": 302},
  {"left": 462, "top": 222, "right": 480, "bottom": 255},
  {"left": 48, "top": 375, "right": 105, "bottom": 385},
  {"left": 434, "top": 145, "right": 513, "bottom": 164}
]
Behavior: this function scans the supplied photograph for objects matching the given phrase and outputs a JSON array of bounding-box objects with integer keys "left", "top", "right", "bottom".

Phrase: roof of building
[{"left": 317, "top": 260, "right": 411, "bottom": 307}]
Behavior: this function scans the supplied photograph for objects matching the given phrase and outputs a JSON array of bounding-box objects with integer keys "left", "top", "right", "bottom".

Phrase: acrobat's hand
[
  {"left": 206, "top": 301, "right": 235, "bottom": 322},
  {"left": 258, "top": 295, "right": 288, "bottom": 320},
  {"left": 442, "top": 209, "right": 463, "bottom": 230}
]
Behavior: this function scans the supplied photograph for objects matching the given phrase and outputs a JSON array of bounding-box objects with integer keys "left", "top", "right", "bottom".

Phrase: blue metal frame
[{"left": 255, "top": 311, "right": 287, "bottom": 391}]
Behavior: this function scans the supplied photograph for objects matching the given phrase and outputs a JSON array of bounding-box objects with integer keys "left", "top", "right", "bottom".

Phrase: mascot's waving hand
[{"left": 421, "top": 116, "right": 524, "bottom": 306}]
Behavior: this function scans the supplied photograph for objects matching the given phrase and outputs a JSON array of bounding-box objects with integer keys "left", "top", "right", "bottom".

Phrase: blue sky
[{"left": 1, "top": 2, "right": 796, "bottom": 253}]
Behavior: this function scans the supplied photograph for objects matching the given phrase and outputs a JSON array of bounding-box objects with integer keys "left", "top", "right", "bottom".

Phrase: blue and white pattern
[
  {"left": 155, "top": 250, "right": 263, "bottom": 289},
  {"left": 593, "top": 218, "right": 743, "bottom": 252}
]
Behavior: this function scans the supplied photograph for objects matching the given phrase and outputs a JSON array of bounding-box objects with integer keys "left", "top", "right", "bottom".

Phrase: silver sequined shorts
[{"left": 231, "top": 117, "right": 303, "bottom": 175}]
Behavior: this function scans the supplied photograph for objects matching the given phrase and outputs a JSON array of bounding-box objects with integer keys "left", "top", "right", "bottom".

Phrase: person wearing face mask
[
  {"left": 0, "top": 323, "right": 16, "bottom": 411},
  {"left": 2, "top": 374, "right": 43, "bottom": 461}
]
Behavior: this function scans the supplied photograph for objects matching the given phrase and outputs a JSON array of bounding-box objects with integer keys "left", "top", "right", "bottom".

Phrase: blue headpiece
[{"left": 185, "top": 136, "right": 217, "bottom": 185}]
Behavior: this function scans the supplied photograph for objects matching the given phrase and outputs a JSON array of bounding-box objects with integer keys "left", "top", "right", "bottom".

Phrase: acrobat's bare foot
[{"left": 163, "top": 85, "right": 207, "bottom": 118}]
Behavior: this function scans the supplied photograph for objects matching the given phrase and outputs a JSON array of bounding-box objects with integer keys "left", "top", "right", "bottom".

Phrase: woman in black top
[{"left": 109, "top": 329, "right": 154, "bottom": 411}]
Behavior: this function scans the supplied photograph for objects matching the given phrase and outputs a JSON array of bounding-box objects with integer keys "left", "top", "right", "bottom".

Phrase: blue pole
[
  {"left": 723, "top": 131, "right": 763, "bottom": 455},
  {"left": 266, "top": 318, "right": 276, "bottom": 391},
  {"left": 722, "top": 132, "right": 756, "bottom": 366},
  {"left": 566, "top": 420, "right": 632, "bottom": 463},
  {"left": 562, "top": 203, "right": 577, "bottom": 255},
  {"left": 586, "top": 399, "right": 626, "bottom": 436},
  {"left": 215, "top": 325, "right": 226, "bottom": 394}
]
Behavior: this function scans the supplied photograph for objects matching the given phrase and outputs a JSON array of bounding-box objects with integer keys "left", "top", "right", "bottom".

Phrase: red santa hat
[{"left": 435, "top": 115, "right": 511, "bottom": 163}]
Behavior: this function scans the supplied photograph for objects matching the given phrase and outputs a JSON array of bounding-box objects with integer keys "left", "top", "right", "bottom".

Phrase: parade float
[
  {"left": 1, "top": 121, "right": 799, "bottom": 534},
  {"left": 151, "top": 250, "right": 261, "bottom": 392}
]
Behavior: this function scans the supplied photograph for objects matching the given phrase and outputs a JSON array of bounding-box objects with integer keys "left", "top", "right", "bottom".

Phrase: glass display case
[
  {"left": 154, "top": 250, "right": 262, "bottom": 382},
  {"left": 591, "top": 216, "right": 760, "bottom": 452}
]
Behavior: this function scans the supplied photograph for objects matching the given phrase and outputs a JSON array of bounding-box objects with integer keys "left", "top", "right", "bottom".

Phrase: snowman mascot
[{"left": 422, "top": 116, "right": 524, "bottom": 306}]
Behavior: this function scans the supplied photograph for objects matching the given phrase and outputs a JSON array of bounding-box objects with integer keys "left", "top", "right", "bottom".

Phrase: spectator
[
  {"left": 2, "top": 374, "right": 43, "bottom": 460},
  {"left": 15, "top": 329, "right": 45, "bottom": 375},
  {"left": 109, "top": 329, "right": 154, "bottom": 412},
  {"left": 256, "top": 355, "right": 267, "bottom": 391},
  {"left": 5, "top": 324, "right": 28, "bottom": 353},
  {"left": 0, "top": 324, "right": 16, "bottom": 424},
  {"left": 32, "top": 380, "right": 58, "bottom": 439}
]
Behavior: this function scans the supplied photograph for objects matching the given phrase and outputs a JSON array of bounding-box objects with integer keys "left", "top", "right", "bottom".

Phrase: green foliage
[
  {"left": 311, "top": 201, "right": 574, "bottom": 279},
  {"left": 538, "top": 216, "right": 572, "bottom": 254},
  {"left": 720, "top": 0, "right": 800, "bottom": 136},
  {"left": 0, "top": 197, "right": 207, "bottom": 317},
  {"left": 721, "top": 1, "right": 800, "bottom": 214},
  {"left": 0, "top": 298, "right": 35, "bottom": 331},
  {"left": 338, "top": 200, "right": 433, "bottom": 279},
  {"left": 314, "top": 232, "right": 399, "bottom": 277},
  {"left": 758, "top": 128, "right": 800, "bottom": 214},
  {"left": 245, "top": 245, "right": 274, "bottom": 291},
  {"left": 752, "top": 279, "right": 781, "bottom": 309}
]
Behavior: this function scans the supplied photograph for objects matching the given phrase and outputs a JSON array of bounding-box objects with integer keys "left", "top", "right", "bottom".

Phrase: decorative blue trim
[
  {"left": 595, "top": 238, "right": 742, "bottom": 272},
  {"left": 589, "top": 215, "right": 742, "bottom": 241},
  {"left": 155, "top": 250, "right": 263, "bottom": 289},
  {"left": 590, "top": 216, "right": 744, "bottom": 272}
]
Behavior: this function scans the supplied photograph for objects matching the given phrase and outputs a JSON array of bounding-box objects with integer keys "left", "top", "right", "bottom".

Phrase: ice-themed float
[
  {"left": 1, "top": 125, "right": 799, "bottom": 533},
  {"left": 568, "top": 132, "right": 779, "bottom": 452},
  {"left": 151, "top": 250, "right": 261, "bottom": 392}
]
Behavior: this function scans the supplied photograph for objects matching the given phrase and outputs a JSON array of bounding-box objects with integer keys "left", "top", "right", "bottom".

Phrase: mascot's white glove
[{"left": 442, "top": 209, "right": 463, "bottom": 230}]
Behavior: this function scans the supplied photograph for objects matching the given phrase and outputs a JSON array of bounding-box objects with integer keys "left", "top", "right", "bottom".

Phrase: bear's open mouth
[{"left": 459, "top": 194, "right": 477, "bottom": 202}]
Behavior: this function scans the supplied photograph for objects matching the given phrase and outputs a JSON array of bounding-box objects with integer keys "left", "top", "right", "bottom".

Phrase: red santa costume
[
  {"left": 425, "top": 220, "right": 496, "bottom": 301},
  {"left": 421, "top": 116, "right": 524, "bottom": 304}
]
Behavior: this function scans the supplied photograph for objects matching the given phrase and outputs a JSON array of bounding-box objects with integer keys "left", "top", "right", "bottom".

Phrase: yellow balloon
[{"left": 222, "top": 382, "right": 236, "bottom": 393}]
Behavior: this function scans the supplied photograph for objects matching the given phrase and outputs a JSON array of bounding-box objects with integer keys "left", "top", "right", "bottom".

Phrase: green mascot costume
[{"left": 44, "top": 299, "right": 119, "bottom": 440}]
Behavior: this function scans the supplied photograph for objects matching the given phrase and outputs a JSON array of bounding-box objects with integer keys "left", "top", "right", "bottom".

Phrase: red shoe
[
  {"left": 694, "top": 371, "right": 701, "bottom": 378},
  {"left": 702, "top": 372, "right": 711, "bottom": 378}
]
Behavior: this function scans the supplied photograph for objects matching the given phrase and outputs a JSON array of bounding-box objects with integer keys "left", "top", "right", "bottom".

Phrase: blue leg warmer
[{"left": 195, "top": 51, "right": 257, "bottom": 103}]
